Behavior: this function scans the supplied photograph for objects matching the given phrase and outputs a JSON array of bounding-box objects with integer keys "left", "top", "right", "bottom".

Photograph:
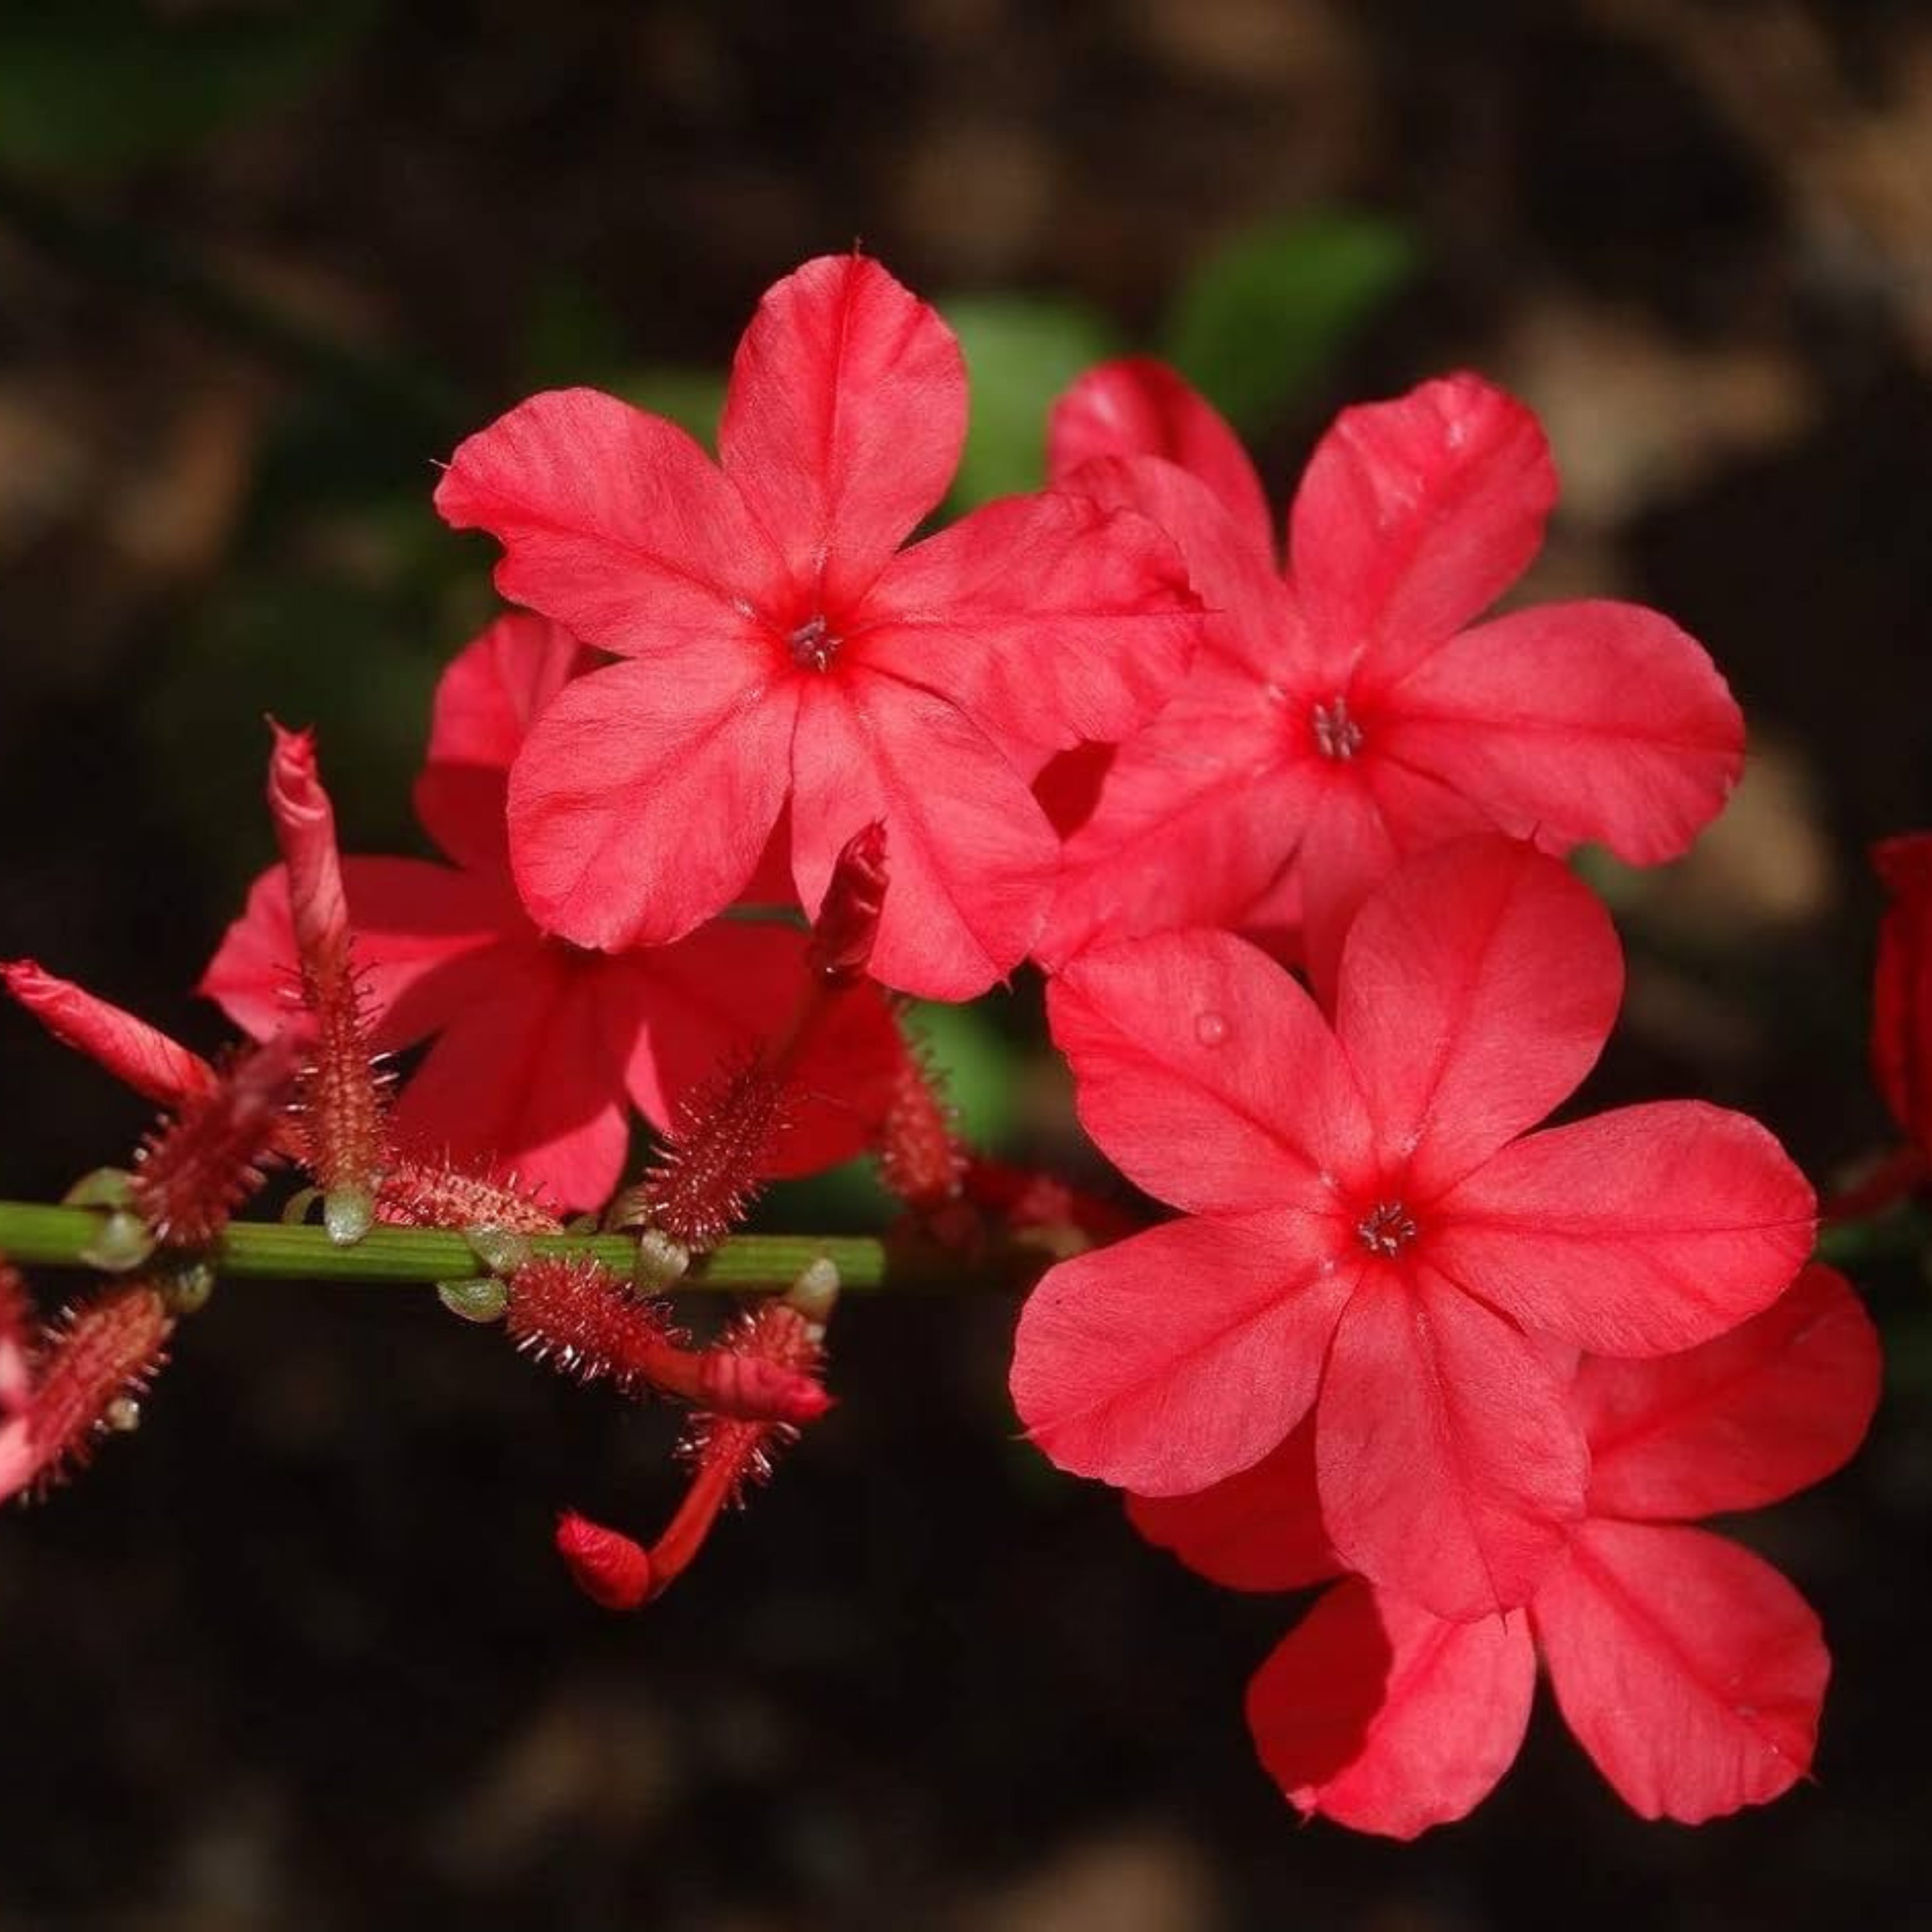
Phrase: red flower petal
[
  {"left": 507, "top": 657, "right": 797, "bottom": 951},
  {"left": 1431, "top": 1101, "right": 1816, "bottom": 1356},
  {"left": 1034, "top": 678, "right": 1318, "bottom": 970},
  {"left": 434, "top": 388, "right": 780, "bottom": 654},
  {"left": 787, "top": 674, "right": 1057, "bottom": 1000},
  {"left": 1291, "top": 760, "right": 1499, "bottom": 1005},
  {"left": 1534, "top": 1520, "right": 1827, "bottom": 1823},
  {"left": 389, "top": 949, "right": 632, "bottom": 1210},
  {"left": 1577, "top": 1263, "right": 1881, "bottom": 1521},
  {"left": 1318, "top": 1263, "right": 1587, "bottom": 1620},
  {"left": 860, "top": 490, "right": 1200, "bottom": 754},
  {"left": 1048, "top": 355, "right": 1274, "bottom": 552},
  {"left": 1288, "top": 374, "right": 1556, "bottom": 688},
  {"left": 1058, "top": 455, "right": 1290, "bottom": 674},
  {"left": 416, "top": 611, "right": 593, "bottom": 872},
  {"left": 618, "top": 920, "right": 900, "bottom": 1176},
  {"left": 1127, "top": 1416, "right": 1338, "bottom": 1592},
  {"left": 1247, "top": 1578, "right": 1536, "bottom": 1840},
  {"left": 1009, "top": 1210, "right": 1358, "bottom": 1495},
  {"left": 202, "top": 858, "right": 508, "bottom": 1050},
  {"left": 1045, "top": 929, "right": 1371, "bottom": 1215},
  {"left": 1378, "top": 600, "right": 1743, "bottom": 864},
  {"left": 718, "top": 254, "right": 966, "bottom": 611},
  {"left": 1336, "top": 837, "right": 1622, "bottom": 1192}
]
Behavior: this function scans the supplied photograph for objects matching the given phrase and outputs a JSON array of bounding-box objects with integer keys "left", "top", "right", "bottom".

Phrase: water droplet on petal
[{"left": 1194, "top": 1010, "right": 1227, "bottom": 1047}]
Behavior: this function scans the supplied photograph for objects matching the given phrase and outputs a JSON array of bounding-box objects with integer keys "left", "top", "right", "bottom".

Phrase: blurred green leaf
[
  {"left": 613, "top": 366, "right": 728, "bottom": 446},
  {"left": 903, "top": 998, "right": 1020, "bottom": 1148},
  {"left": 1163, "top": 213, "right": 1414, "bottom": 435},
  {"left": 0, "top": 1, "right": 372, "bottom": 179},
  {"left": 945, "top": 294, "right": 1121, "bottom": 509}
]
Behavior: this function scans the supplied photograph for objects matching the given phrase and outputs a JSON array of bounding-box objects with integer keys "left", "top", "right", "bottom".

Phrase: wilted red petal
[
  {"left": 507, "top": 657, "right": 797, "bottom": 951},
  {"left": 719, "top": 254, "right": 966, "bottom": 611},
  {"left": 1288, "top": 374, "right": 1555, "bottom": 688},
  {"left": 1126, "top": 1416, "right": 1338, "bottom": 1591},
  {"left": 1010, "top": 1211, "right": 1358, "bottom": 1496},
  {"left": 787, "top": 674, "right": 1058, "bottom": 1001},
  {"left": 1318, "top": 1263, "right": 1587, "bottom": 1620},
  {"left": 1577, "top": 1263, "right": 1881, "bottom": 1520},
  {"left": 1380, "top": 600, "right": 1742, "bottom": 864},
  {"left": 861, "top": 491, "right": 1201, "bottom": 754},
  {"left": 1048, "top": 355, "right": 1274, "bottom": 550},
  {"left": 1535, "top": 1520, "right": 1827, "bottom": 1823},
  {"left": 1248, "top": 1578, "right": 1535, "bottom": 1840},
  {"left": 416, "top": 611, "right": 595, "bottom": 872},
  {"left": 435, "top": 387, "right": 781, "bottom": 655},
  {"left": 1431, "top": 1101, "right": 1816, "bottom": 1356},
  {"left": 1045, "top": 929, "right": 1371, "bottom": 1215},
  {"left": 1336, "top": 837, "right": 1623, "bottom": 1194}
]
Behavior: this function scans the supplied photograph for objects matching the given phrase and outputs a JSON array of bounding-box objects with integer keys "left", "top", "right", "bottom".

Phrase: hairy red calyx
[
  {"left": 130, "top": 1033, "right": 302, "bottom": 1246},
  {"left": 0, "top": 1282, "right": 174, "bottom": 1502}
]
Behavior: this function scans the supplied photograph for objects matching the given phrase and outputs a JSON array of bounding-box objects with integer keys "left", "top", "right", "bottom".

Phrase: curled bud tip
[
  {"left": 809, "top": 820, "right": 889, "bottom": 985},
  {"left": 5, "top": 962, "right": 217, "bottom": 1109},
  {"left": 555, "top": 1510, "right": 651, "bottom": 1611},
  {"left": 696, "top": 1349, "right": 833, "bottom": 1425}
]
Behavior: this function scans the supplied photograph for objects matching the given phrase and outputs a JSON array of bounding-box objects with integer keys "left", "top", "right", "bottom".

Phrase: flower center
[
  {"left": 1311, "top": 694, "right": 1364, "bottom": 761},
  {"left": 788, "top": 613, "right": 841, "bottom": 672},
  {"left": 1356, "top": 1199, "right": 1417, "bottom": 1258}
]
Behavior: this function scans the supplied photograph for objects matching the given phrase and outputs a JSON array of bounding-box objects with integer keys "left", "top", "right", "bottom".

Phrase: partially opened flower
[
  {"left": 434, "top": 254, "right": 1203, "bottom": 999},
  {"left": 1038, "top": 360, "right": 1743, "bottom": 990},
  {"left": 1010, "top": 835, "right": 1815, "bottom": 1618},
  {"left": 1131, "top": 1265, "right": 1880, "bottom": 1835},
  {"left": 204, "top": 612, "right": 901, "bottom": 1212}
]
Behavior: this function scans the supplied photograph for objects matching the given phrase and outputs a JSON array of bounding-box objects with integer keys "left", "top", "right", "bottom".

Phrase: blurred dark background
[{"left": 3, "top": 1, "right": 1932, "bottom": 1926}]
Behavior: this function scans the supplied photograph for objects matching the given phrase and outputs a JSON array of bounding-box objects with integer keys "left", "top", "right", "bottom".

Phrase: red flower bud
[
  {"left": 808, "top": 820, "right": 888, "bottom": 986},
  {"left": 3, "top": 959, "right": 216, "bottom": 1109},
  {"left": 555, "top": 1510, "right": 651, "bottom": 1611}
]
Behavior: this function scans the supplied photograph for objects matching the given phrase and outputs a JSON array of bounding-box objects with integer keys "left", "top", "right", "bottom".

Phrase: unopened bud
[
  {"left": 808, "top": 821, "right": 888, "bottom": 985},
  {"left": 555, "top": 1510, "right": 651, "bottom": 1611}
]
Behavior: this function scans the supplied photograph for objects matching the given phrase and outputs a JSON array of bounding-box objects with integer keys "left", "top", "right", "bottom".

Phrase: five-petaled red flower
[
  {"left": 1010, "top": 834, "right": 1815, "bottom": 1618},
  {"left": 203, "top": 611, "right": 900, "bottom": 1211},
  {"left": 1131, "top": 1264, "right": 1879, "bottom": 1835},
  {"left": 1036, "top": 359, "right": 1743, "bottom": 991},
  {"left": 433, "top": 255, "right": 1203, "bottom": 1000}
]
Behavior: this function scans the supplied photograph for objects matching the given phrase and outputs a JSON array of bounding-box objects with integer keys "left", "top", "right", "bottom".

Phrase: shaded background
[{"left": 3, "top": 1, "right": 1932, "bottom": 1926}]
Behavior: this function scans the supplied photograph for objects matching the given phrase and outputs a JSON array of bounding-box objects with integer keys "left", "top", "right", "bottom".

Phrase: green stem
[{"left": 0, "top": 1199, "right": 1038, "bottom": 1297}]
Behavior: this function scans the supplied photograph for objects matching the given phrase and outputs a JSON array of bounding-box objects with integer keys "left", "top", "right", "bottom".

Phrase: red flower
[
  {"left": 1038, "top": 360, "right": 1743, "bottom": 990},
  {"left": 1131, "top": 1265, "right": 1880, "bottom": 1834},
  {"left": 433, "top": 255, "right": 1203, "bottom": 999},
  {"left": 203, "top": 613, "right": 900, "bottom": 1212},
  {"left": 1009, "top": 835, "right": 1815, "bottom": 1618},
  {"left": 1871, "top": 833, "right": 1932, "bottom": 1149}
]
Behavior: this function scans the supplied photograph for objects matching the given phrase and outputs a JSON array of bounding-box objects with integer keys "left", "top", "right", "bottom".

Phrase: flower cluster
[{"left": 0, "top": 251, "right": 1884, "bottom": 1830}]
